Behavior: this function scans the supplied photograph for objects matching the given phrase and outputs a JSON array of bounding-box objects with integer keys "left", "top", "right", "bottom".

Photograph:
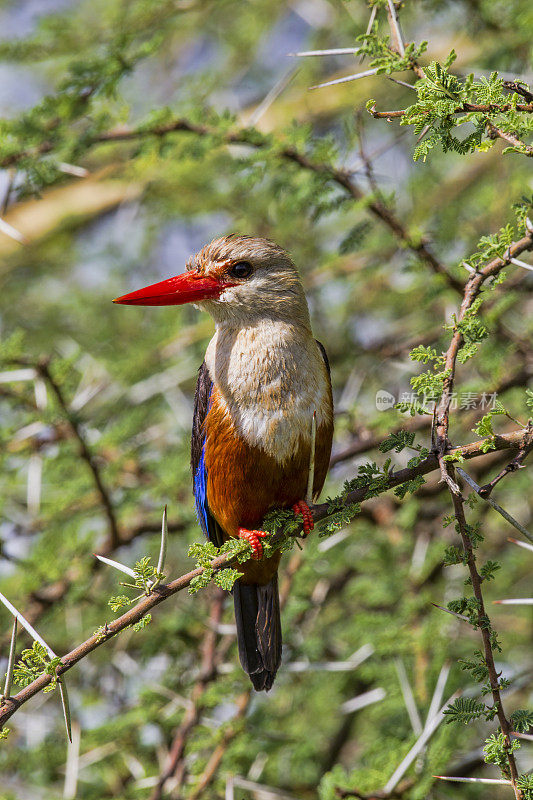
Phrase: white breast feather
[{"left": 205, "top": 320, "right": 330, "bottom": 464}]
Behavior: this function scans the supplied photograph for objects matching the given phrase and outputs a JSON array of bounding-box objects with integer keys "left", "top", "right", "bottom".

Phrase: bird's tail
[{"left": 233, "top": 575, "right": 282, "bottom": 691}]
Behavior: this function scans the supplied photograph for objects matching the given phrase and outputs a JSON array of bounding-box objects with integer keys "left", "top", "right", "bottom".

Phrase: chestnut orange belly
[{"left": 203, "top": 386, "right": 331, "bottom": 583}]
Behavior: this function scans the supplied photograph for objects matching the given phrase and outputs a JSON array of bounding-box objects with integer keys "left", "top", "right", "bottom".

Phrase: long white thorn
[
  {"left": 0, "top": 590, "right": 56, "bottom": 657},
  {"left": 0, "top": 217, "right": 26, "bottom": 244},
  {"left": 383, "top": 691, "right": 460, "bottom": 793},
  {"left": 63, "top": 720, "right": 81, "bottom": 796},
  {"left": 157, "top": 505, "right": 168, "bottom": 575},
  {"left": 456, "top": 467, "right": 533, "bottom": 543},
  {"left": 395, "top": 659, "right": 422, "bottom": 735},
  {"left": 510, "top": 256, "right": 533, "bottom": 272},
  {"left": 309, "top": 68, "right": 379, "bottom": 90},
  {"left": 494, "top": 598, "right": 533, "bottom": 605},
  {"left": 2, "top": 618, "right": 17, "bottom": 701},
  {"left": 248, "top": 66, "right": 298, "bottom": 126},
  {"left": 425, "top": 662, "right": 450, "bottom": 727},
  {"left": 341, "top": 687, "right": 386, "bottom": 714},
  {"left": 387, "top": 0, "right": 405, "bottom": 56},
  {"left": 58, "top": 162, "right": 89, "bottom": 178},
  {"left": 433, "top": 776, "right": 511, "bottom": 785},
  {"left": 508, "top": 537, "right": 533, "bottom": 553},
  {"left": 59, "top": 678, "right": 73, "bottom": 743},
  {"left": 290, "top": 47, "right": 360, "bottom": 57},
  {"left": 93, "top": 553, "right": 136, "bottom": 578}
]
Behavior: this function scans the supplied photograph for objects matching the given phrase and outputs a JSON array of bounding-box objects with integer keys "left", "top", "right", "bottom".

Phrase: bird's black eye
[{"left": 229, "top": 261, "right": 252, "bottom": 279}]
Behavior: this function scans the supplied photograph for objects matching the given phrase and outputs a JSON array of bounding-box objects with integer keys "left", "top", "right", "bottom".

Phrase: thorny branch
[
  {"left": 479, "top": 422, "right": 533, "bottom": 498},
  {"left": 34, "top": 357, "right": 120, "bottom": 548},
  {"left": 331, "top": 362, "right": 533, "bottom": 467},
  {"left": 0, "top": 427, "right": 529, "bottom": 729},
  {"left": 369, "top": 102, "right": 533, "bottom": 119},
  {"left": 434, "top": 229, "right": 533, "bottom": 489},
  {"left": 0, "top": 116, "right": 462, "bottom": 294},
  {"left": 448, "top": 471, "right": 522, "bottom": 799}
]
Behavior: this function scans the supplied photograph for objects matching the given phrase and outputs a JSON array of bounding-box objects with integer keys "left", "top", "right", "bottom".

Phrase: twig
[
  {"left": 0, "top": 115, "right": 461, "bottom": 294},
  {"left": 386, "top": 0, "right": 405, "bottom": 57},
  {"left": 486, "top": 120, "right": 533, "bottom": 156},
  {"left": 478, "top": 422, "right": 533, "bottom": 497},
  {"left": 152, "top": 552, "right": 304, "bottom": 798},
  {"left": 434, "top": 230, "right": 533, "bottom": 479},
  {"left": 456, "top": 467, "right": 533, "bottom": 543},
  {"left": 36, "top": 359, "right": 120, "bottom": 548},
  {"left": 369, "top": 102, "right": 533, "bottom": 118},
  {"left": 448, "top": 470, "right": 522, "bottom": 799}
]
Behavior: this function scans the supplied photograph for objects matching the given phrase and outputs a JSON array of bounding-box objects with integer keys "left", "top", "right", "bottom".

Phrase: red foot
[
  {"left": 293, "top": 501, "right": 314, "bottom": 537},
  {"left": 238, "top": 528, "right": 269, "bottom": 560}
]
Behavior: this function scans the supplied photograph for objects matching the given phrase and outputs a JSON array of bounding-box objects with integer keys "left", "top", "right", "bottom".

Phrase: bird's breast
[{"left": 204, "top": 321, "right": 332, "bottom": 465}]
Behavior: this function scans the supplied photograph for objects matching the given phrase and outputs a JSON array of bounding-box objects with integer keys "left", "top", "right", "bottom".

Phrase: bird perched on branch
[{"left": 114, "top": 235, "right": 333, "bottom": 690}]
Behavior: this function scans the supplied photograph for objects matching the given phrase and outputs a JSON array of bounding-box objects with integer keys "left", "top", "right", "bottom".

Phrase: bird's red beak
[{"left": 113, "top": 271, "right": 232, "bottom": 306}]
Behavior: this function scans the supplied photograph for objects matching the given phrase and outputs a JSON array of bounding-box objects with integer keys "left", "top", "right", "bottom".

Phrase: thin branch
[
  {"left": 369, "top": 102, "right": 533, "bottom": 118},
  {"left": 434, "top": 230, "right": 533, "bottom": 468},
  {"left": 448, "top": 469, "right": 522, "bottom": 799},
  {"left": 486, "top": 120, "right": 533, "bottom": 156},
  {"left": 456, "top": 467, "right": 533, "bottom": 543},
  {"left": 386, "top": 0, "right": 405, "bottom": 57},
  {"left": 478, "top": 422, "right": 533, "bottom": 497},
  {"left": 36, "top": 359, "right": 120, "bottom": 548},
  {"left": 0, "top": 428, "right": 528, "bottom": 728},
  {"left": 0, "top": 116, "right": 462, "bottom": 294}
]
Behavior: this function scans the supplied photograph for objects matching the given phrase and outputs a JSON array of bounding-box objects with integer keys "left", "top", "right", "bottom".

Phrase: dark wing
[
  {"left": 191, "top": 362, "right": 225, "bottom": 547},
  {"left": 315, "top": 339, "right": 331, "bottom": 377}
]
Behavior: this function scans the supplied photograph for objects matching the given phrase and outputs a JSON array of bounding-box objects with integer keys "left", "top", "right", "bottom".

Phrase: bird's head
[{"left": 113, "top": 235, "right": 311, "bottom": 327}]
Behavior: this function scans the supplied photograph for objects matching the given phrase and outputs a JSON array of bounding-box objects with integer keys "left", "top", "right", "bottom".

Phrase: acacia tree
[{"left": 0, "top": 1, "right": 532, "bottom": 798}]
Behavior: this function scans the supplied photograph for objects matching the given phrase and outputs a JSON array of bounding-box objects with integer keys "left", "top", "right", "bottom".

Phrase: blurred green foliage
[{"left": 0, "top": 0, "right": 532, "bottom": 798}]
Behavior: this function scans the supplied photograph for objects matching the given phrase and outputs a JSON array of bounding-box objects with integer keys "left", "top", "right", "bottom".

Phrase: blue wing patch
[
  {"left": 191, "top": 363, "right": 224, "bottom": 548},
  {"left": 194, "top": 442, "right": 210, "bottom": 537}
]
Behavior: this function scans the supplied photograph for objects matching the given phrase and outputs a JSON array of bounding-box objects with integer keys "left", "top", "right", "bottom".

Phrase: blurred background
[{"left": 0, "top": 0, "right": 532, "bottom": 797}]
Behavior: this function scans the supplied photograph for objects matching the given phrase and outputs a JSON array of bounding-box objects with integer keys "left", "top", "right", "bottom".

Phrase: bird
[{"left": 114, "top": 235, "right": 334, "bottom": 691}]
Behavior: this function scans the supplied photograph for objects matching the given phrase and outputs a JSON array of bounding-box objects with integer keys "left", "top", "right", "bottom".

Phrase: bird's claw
[
  {"left": 292, "top": 501, "right": 314, "bottom": 537},
  {"left": 238, "top": 528, "right": 269, "bottom": 560}
]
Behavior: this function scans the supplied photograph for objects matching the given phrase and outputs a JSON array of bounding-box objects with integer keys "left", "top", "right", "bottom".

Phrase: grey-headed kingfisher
[{"left": 114, "top": 235, "right": 334, "bottom": 690}]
